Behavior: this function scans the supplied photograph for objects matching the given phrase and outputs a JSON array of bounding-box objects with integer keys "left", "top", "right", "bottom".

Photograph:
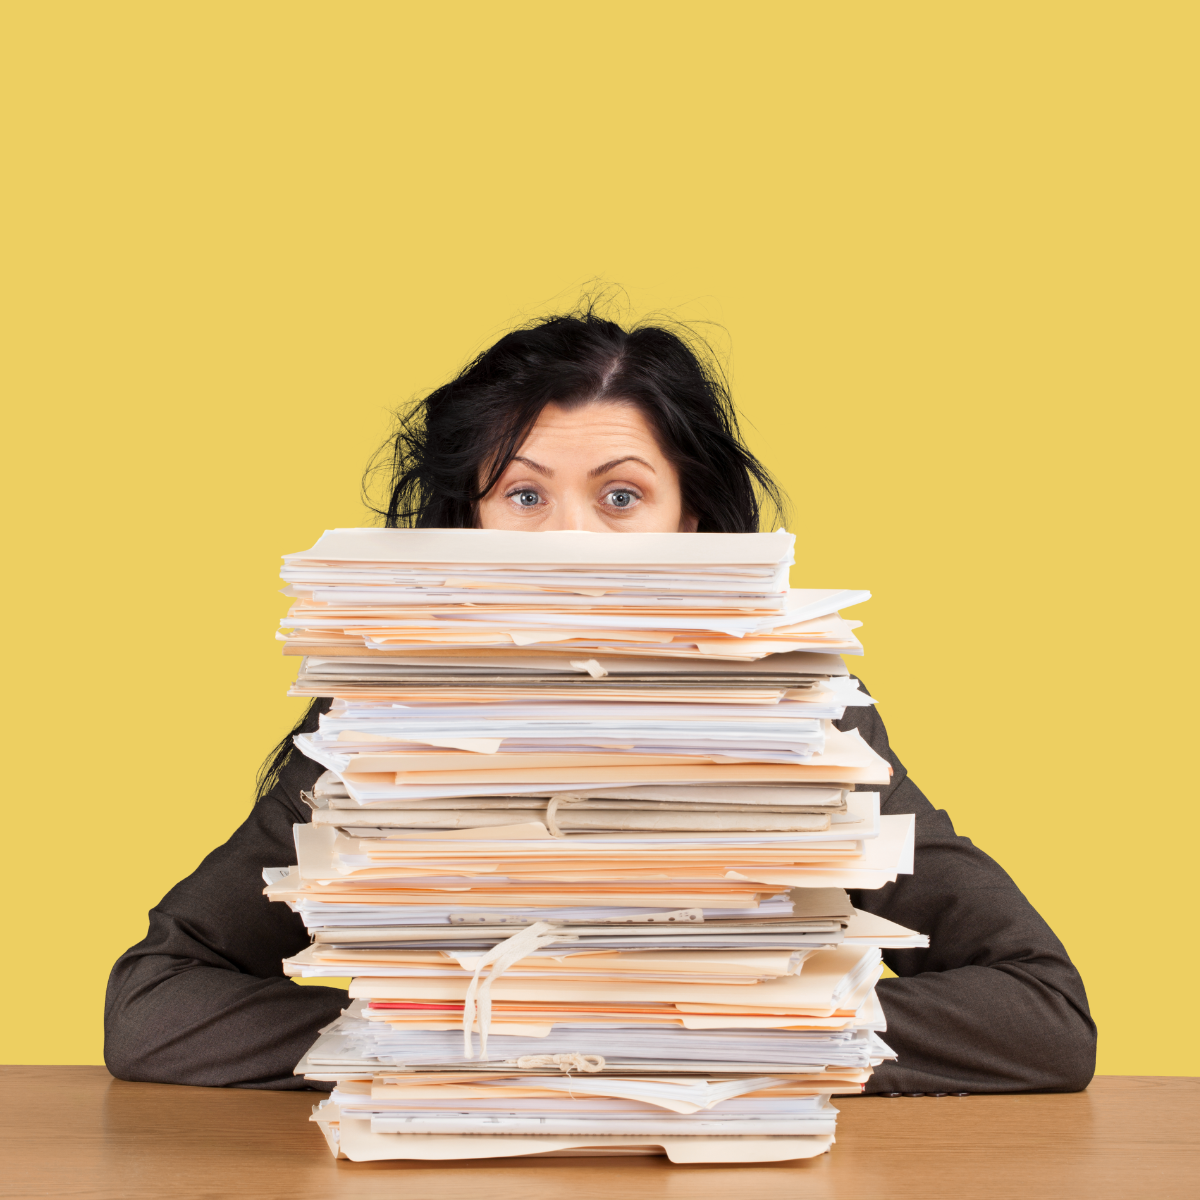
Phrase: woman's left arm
[{"left": 839, "top": 693, "right": 1097, "bottom": 1094}]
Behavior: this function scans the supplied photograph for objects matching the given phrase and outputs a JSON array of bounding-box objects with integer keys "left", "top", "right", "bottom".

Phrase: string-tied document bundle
[{"left": 263, "top": 528, "right": 923, "bottom": 1163}]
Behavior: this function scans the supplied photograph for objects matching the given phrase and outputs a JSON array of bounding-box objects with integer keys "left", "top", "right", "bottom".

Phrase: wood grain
[{"left": 3, "top": 1067, "right": 1196, "bottom": 1200}]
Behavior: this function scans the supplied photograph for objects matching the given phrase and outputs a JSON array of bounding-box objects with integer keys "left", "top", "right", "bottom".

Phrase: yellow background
[{"left": 2, "top": 3, "right": 1195, "bottom": 1073}]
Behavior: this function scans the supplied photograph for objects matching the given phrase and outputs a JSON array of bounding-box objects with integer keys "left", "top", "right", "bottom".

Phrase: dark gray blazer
[{"left": 104, "top": 687, "right": 1096, "bottom": 1093}]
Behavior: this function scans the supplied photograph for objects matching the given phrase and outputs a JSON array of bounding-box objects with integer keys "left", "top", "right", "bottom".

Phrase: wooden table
[{"left": 4, "top": 1067, "right": 1196, "bottom": 1199}]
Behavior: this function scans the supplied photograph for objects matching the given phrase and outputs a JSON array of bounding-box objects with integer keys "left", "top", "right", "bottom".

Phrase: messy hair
[{"left": 366, "top": 308, "right": 785, "bottom": 532}]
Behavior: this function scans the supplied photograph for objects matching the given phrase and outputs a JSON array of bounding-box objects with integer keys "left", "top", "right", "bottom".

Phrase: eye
[
  {"left": 605, "top": 489, "right": 639, "bottom": 509},
  {"left": 511, "top": 489, "right": 541, "bottom": 508}
]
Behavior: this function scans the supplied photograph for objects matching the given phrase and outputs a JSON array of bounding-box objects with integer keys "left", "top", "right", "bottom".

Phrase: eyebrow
[
  {"left": 510, "top": 455, "right": 553, "bottom": 476},
  {"left": 588, "top": 456, "right": 656, "bottom": 478}
]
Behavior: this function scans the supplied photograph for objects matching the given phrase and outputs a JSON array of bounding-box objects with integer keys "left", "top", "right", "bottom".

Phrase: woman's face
[{"left": 477, "top": 401, "right": 698, "bottom": 532}]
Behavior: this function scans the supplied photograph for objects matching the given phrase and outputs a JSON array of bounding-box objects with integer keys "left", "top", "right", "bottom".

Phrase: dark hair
[
  {"left": 254, "top": 694, "right": 330, "bottom": 805},
  {"left": 258, "top": 308, "right": 786, "bottom": 802},
  {"left": 367, "top": 309, "right": 786, "bottom": 532}
]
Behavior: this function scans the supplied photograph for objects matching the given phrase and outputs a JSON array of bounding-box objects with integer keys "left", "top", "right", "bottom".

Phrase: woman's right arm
[{"left": 104, "top": 735, "right": 345, "bottom": 1090}]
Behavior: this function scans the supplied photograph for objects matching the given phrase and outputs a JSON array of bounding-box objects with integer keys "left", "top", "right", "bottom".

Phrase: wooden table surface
[{"left": 4, "top": 1067, "right": 1196, "bottom": 1199}]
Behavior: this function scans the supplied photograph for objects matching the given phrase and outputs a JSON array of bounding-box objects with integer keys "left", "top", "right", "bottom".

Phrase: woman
[{"left": 105, "top": 311, "right": 1096, "bottom": 1094}]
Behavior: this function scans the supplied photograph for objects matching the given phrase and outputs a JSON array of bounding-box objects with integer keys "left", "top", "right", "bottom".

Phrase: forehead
[{"left": 516, "top": 402, "right": 663, "bottom": 456}]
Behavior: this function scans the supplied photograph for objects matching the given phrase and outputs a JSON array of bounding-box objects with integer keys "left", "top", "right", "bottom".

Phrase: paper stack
[{"left": 265, "top": 529, "right": 923, "bottom": 1164}]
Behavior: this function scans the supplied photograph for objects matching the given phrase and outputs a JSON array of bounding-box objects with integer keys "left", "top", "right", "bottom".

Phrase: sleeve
[
  {"left": 837, "top": 683, "right": 1097, "bottom": 1094},
  {"left": 104, "top": 713, "right": 345, "bottom": 1090}
]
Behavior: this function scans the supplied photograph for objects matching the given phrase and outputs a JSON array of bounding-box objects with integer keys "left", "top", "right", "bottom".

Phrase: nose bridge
[{"left": 555, "top": 486, "right": 596, "bottom": 531}]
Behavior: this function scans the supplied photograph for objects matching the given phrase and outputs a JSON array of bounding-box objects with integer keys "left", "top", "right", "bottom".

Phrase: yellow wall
[{"left": 2, "top": 3, "right": 1195, "bottom": 1074}]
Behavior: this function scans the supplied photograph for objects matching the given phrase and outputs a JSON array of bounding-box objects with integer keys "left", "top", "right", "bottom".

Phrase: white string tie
[
  {"left": 513, "top": 1053, "right": 605, "bottom": 1074},
  {"left": 461, "top": 921, "right": 572, "bottom": 1058},
  {"left": 569, "top": 659, "right": 608, "bottom": 678},
  {"left": 544, "top": 792, "right": 587, "bottom": 838}
]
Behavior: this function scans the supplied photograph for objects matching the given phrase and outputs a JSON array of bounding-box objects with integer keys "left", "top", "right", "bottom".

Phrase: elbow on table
[
  {"left": 103, "top": 1004, "right": 222, "bottom": 1087},
  {"left": 1056, "top": 1024, "right": 1098, "bottom": 1093},
  {"left": 102, "top": 965, "right": 185, "bottom": 1085},
  {"left": 103, "top": 1044, "right": 148, "bottom": 1085},
  {"left": 1024, "top": 1003, "right": 1097, "bottom": 1093},
  {"left": 103, "top": 1003, "right": 168, "bottom": 1084}
]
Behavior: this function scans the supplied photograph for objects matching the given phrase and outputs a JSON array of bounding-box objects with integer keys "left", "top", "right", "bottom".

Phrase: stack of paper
[{"left": 265, "top": 529, "right": 921, "bottom": 1164}]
